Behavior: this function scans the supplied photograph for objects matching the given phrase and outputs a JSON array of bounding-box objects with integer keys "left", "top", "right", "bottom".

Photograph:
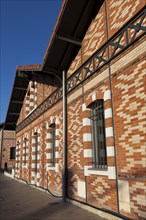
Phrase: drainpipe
[
  {"left": 105, "top": 0, "right": 120, "bottom": 213},
  {"left": 62, "top": 70, "right": 67, "bottom": 201}
]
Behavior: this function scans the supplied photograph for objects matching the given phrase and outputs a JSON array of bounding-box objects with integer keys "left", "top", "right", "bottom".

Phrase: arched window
[{"left": 89, "top": 100, "right": 107, "bottom": 169}]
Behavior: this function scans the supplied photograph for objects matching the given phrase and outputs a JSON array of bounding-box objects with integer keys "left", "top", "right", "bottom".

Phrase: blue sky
[{"left": 0, "top": 0, "right": 62, "bottom": 123}]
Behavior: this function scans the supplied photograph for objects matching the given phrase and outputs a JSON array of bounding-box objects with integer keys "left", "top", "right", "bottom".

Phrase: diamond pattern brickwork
[
  {"left": 107, "top": 0, "right": 144, "bottom": 38},
  {"left": 68, "top": 100, "right": 83, "bottom": 170}
]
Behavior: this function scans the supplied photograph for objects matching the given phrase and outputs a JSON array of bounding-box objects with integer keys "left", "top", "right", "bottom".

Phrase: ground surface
[{"left": 0, "top": 173, "right": 105, "bottom": 220}]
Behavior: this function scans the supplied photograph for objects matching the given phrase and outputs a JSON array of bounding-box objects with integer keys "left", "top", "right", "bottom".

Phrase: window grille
[
  {"left": 49, "top": 123, "right": 56, "bottom": 166},
  {"left": 34, "top": 132, "right": 38, "bottom": 173},
  {"left": 24, "top": 138, "right": 27, "bottom": 164},
  {"left": 89, "top": 100, "right": 107, "bottom": 169}
]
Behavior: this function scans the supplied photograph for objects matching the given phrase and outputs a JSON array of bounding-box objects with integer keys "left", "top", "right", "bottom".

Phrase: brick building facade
[
  {"left": 0, "top": 128, "right": 16, "bottom": 171},
  {"left": 4, "top": 1, "right": 146, "bottom": 220}
]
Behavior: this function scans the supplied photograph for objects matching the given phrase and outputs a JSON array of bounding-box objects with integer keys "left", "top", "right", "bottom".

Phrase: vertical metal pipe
[
  {"left": 105, "top": 0, "right": 120, "bottom": 213},
  {"left": 62, "top": 70, "right": 67, "bottom": 201}
]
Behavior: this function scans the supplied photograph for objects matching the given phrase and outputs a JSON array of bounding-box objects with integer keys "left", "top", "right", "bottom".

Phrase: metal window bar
[
  {"left": 90, "top": 100, "right": 107, "bottom": 169},
  {"left": 50, "top": 123, "right": 56, "bottom": 166},
  {"left": 34, "top": 133, "right": 38, "bottom": 173},
  {"left": 24, "top": 138, "right": 27, "bottom": 164}
]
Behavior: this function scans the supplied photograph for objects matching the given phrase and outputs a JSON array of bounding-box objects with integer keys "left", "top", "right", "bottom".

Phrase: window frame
[
  {"left": 24, "top": 138, "right": 27, "bottom": 164},
  {"left": 34, "top": 132, "right": 38, "bottom": 173},
  {"left": 49, "top": 123, "right": 56, "bottom": 167},
  {"left": 89, "top": 99, "right": 107, "bottom": 170},
  {"left": 10, "top": 147, "right": 16, "bottom": 160}
]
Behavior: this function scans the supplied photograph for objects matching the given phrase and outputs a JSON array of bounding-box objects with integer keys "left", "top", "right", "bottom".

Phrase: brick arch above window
[
  {"left": 32, "top": 127, "right": 40, "bottom": 135},
  {"left": 85, "top": 91, "right": 103, "bottom": 108}
]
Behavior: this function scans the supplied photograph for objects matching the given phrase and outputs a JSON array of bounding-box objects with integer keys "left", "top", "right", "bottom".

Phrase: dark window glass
[
  {"left": 24, "top": 138, "right": 27, "bottom": 164},
  {"left": 89, "top": 100, "right": 107, "bottom": 169},
  {"left": 10, "top": 147, "right": 16, "bottom": 160},
  {"left": 49, "top": 123, "right": 56, "bottom": 166},
  {"left": 34, "top": 132, "right": 38, "bottom": 173}
]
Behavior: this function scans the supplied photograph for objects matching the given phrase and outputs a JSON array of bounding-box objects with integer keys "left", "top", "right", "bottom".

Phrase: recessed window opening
[
  {"left": 24, "top": 138, "right": 27, "bottom": 164},
  {"left": 49, "top": 123, "right": 56, "bottom": 166},
  {"left": 34, "top": 132, "right": 38, "bottom": 173},
  {"left": 10, "top": 147, "right": 16, "bottom": 160},
  {"left": 89, "top": 100, "right": 107, "bottom": 169}
]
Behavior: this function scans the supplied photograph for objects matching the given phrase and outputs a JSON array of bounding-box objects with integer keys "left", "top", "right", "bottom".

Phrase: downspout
[
  {"left": 62, "top": 70, "right": 67, "bottom": 201},
  {"left": 105, "top": 0, "right": 120, "bottom": 213}
]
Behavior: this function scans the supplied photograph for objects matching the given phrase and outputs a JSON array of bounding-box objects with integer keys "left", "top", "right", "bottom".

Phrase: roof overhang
[
  {"left": 42, "top": 0, "right": 104, "bottom": 76},
  {"left": 4, "top": 65, "right": 40, "bottom": 130}
]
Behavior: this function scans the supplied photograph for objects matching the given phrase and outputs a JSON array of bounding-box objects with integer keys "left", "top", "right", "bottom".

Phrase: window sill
[
  {"left": 47, "top": 164, "right": 58, "bottom": 172},
  {"left": 84, "top": 165, "right": 116, "bottom": 179},
  {"left": 22, "top": 164, "right": 27, "bottom": 168},
  {"left": 88, "top": 167, "right": 108, "bottom": 171},
  {"left": 48, "top": 165, "right": 55, "bottom": 168}
]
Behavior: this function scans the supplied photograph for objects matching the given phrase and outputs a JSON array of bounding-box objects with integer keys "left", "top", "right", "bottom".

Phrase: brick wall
[
  {"left": 15, "top": 101, "right": 63, "bottom": 196},
  {"left": 1, "top": 130, "right": 16, "bottom": 170},
  {"left": 15, "top": 1, "right": 145, "bottom": 219},
  {"left": 112, "top": 41, "right": 146, "bottom": 219},
  {"left": 17, "top": 75, "right": 59, "bottom": 125}
]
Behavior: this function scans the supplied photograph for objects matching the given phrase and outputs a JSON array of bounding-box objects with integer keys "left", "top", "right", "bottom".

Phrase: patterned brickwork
[
  {"left": 43, "top": 76, "right": 58, "bottom": 101},
  {"left": 82, "top": 84, "right": 116, "bottom": 169},
  {"left": 112, "top": 57, "right": 146, "bottom": 219},
  {"left": 30, "top": 128, "right": 42, "bottom": 186},
  {"left": 15, "top": 140, "right": 20, "bottom": 178},
  {"left": 130, "top": 180, "right": 146, "bottom": 219},
  {"left": 29, "top": 83, "right": 34, "bottom": 112},
  {"left": 20, "top": 133, "right": 29, "bottom": 181},
  {"left": 68, "top": 172, "right": 86, "bottom": 202},
  {"left": 14, "top": 2, "right": 146, "bottom": 220},
  {"left": 68, "top": 172, "right": 79, "bottom": 197},
  {"left": 82, "top": 3, "right": 107, "bottom": 63},
  {"left": 68, "top": 99, "right": 83, "bottom": 170},
  {"left": 17, "top": 76, "right": 59, "bottom": 124},
  {"left": 107, "top": 0, "right": 144, "bottom": 38},
  {"left": 45, "top": 112, "right": 63, "bottom": 195},
  {"left": 87, "top": 176, "right": 117, "bottom": 212},
  {"left": 35, "top": 80, "right": 44, "bottom": 107},
  {"left": 111, "top": 39, "right": 146, "bottom": 77},
  {"left": 25, "top": 95, "right": 29, "bottom": 116},
  {"left": 67, "top": 49, "right": 82, "bottom": 78},
  {"left": 113, "top": 58, "right": 146, "bottom": 175}
]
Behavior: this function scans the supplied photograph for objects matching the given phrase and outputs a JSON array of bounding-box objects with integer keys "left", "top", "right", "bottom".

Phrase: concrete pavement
[{"left": 0, "top": 173, "right": 105, "bottom": 220}]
